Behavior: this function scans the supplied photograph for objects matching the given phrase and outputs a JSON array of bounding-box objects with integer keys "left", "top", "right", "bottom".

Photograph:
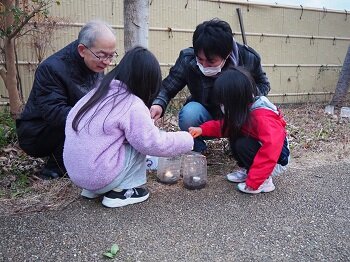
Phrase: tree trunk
[
  {"left": 330, "top": 44, "right": 350, "bottom": 107},
  {"left": 4, "top": 38, "right": 23, "bottom": 118},
  {"left": 3, "top": 0, "right": 24, "bottom": 118},
  {"left": 124, "top": 0, "right": 149, "bottom": 51}
]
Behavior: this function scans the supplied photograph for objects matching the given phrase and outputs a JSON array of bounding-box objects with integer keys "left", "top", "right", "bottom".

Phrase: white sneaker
[
  {"left": 81, "top": 189, "right": 101, "bottom": 199},
  {"left": 226, "top": 168, "right": 247, "bottom": 183},
  {"left": 271, "top": 163, "right": 288, "bottom": 177},
  {"left": 237, "top": 177, "right": 275, "bottom": 194}
]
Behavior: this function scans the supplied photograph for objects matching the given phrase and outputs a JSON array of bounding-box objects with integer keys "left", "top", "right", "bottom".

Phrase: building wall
[{"left": 1, "top": 0, "right": 350, "bottom": 105}]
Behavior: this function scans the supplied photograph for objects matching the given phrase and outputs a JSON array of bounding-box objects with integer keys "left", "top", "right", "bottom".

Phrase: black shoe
[
  {"left": 38, "top": 167, "right": 65, "bottom": 180},
  {"left": 102, "top": 188, "right": 150, "bottom": 208}
]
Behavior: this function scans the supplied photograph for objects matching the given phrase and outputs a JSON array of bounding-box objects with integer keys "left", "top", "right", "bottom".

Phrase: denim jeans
[{"left": 178, "top": 102, "right": 213, "bottom": 152}]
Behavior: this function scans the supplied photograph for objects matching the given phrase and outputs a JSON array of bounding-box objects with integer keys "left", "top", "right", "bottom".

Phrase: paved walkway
[{"left": 0, "top": 161, "right": 349, "bottom": 261}]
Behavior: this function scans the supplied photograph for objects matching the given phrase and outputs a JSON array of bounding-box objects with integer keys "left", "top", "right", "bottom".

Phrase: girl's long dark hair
[
  {"left": 72, "top": 46, "right": 162, "bottom": 131},
  {"left": 213, "top": 68, "right": 258, "bottom": 142}
]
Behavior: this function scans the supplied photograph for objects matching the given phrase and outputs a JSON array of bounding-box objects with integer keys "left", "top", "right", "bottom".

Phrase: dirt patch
[
  {"left": 281, "top": 103, "right": 350, "bottom": 167},
  {"left": 0, "top": 178, "right": 79, "bottom": 215},
  {"left": 0, "top": 102, "right": 349, "bottom": 216}
]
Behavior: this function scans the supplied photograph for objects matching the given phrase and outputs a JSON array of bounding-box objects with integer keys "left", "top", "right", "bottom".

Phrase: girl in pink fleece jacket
[
  {"left": 189, "top": 68, "right": 289, "bottom": 194},
  {"left": 64, "top": 47, "right": 193, "bottom": 208}
]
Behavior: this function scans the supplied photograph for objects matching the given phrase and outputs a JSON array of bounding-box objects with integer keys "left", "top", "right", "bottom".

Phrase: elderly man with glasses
[{"left": 16, "top": 20, "right": 117, "bottom": 179}]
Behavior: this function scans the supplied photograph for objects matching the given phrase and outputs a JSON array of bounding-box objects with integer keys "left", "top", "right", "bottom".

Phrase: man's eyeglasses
[{"left": 81, "top": 43, "right": 118, "bottom": 62}]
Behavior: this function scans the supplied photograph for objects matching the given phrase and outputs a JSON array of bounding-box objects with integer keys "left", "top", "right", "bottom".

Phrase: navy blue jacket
[{"left": 16, "top": 40, "right": 103, "bottom": 147}]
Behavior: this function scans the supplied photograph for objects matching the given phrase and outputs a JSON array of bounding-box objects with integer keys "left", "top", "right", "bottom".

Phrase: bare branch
[
  {"left": 8, "top": 2, "right": 52, "bottom": 40},
  {"left": 17, "top": 28, "right": 39, "bottom": 38},
  {"left": 0, "top": 66, "right": 6, "bottom": 82}
]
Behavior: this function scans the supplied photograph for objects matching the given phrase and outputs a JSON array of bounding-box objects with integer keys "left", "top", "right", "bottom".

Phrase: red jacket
[{"left": 200, "top": 101, "right": 287, "bottom": 189}]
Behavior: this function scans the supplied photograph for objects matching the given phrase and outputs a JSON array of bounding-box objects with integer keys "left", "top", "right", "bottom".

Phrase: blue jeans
[{"left": 178, "top": 102, "right": 213, "bottom": 152}]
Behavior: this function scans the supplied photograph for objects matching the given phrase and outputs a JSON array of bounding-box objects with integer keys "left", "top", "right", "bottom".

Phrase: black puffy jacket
[
  {"left": 153, "top": 43, "right": 270, "bottom": 117},
  {"left": 16, "top": 40, "right": 103, "bottom": 146}
]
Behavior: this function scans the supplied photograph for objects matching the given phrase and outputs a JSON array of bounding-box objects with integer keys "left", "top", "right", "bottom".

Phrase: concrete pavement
[{"left": 0, "top": 162, "right": 349, "bottom": 261}]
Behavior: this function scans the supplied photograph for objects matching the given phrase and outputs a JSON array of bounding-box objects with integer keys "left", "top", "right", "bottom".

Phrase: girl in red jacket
[{"left": 189, "top": 68, "right": 289, "bottom": 194}]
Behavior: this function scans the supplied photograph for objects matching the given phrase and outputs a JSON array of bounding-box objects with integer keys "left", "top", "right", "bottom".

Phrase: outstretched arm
[{"left": 188, "top": 127, "right": 203, "bottom": 138}]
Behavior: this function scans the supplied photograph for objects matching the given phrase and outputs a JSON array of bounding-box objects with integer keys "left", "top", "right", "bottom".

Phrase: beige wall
[{"left": 1, "top": 0, "right": 350, "bottom": 105}]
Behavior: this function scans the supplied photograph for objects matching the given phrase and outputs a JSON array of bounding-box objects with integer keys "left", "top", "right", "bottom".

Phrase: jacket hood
[{"left": 251, "top": 96, "right": 278, "bottom": 114}]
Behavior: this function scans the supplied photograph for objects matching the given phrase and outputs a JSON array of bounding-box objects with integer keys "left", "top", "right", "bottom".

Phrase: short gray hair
[{"left": 78, "top": 20, "right": 115, "bottom": 48}]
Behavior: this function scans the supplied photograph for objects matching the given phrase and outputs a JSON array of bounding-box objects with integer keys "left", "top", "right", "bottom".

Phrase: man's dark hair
[{"left": 192, "top": 18, "right": 233, "bottom": 59}]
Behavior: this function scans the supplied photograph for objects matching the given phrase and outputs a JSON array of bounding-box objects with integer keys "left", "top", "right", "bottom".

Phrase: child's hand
[{"left": 188, "top": 127, "right": 202, "bottom": 138}]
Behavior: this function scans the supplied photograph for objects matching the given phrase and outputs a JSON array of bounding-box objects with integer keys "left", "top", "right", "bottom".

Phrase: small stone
[{"left": 324, "top": 105, "right": 334, "bottom": 115}]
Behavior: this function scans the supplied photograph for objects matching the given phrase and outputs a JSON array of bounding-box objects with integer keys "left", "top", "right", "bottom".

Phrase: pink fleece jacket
[{"left": 63, "top": 80, "right": 193, "bottom": 191}]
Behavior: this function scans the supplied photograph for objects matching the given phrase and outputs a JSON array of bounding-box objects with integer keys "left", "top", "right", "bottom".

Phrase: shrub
[{"left": 0, "top": 110, "right": 17, "bottom": 148}]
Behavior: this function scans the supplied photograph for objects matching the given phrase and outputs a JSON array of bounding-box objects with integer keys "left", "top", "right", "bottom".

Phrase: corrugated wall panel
[
  {"left": 149, "top": 0, "right": 198, "bottom": 29},
  {"left": 264, "top": 67, "right": 282, "bottom": 93},
  {"left": 1, "top": 0, "right": 349, "bottom": 106},
  {"left": 196, "top": 1, "right": 240, "bottom": 29},
  {"left": 49, "top": 0, "right": 124, "bottom": 25},
  {"left": 316, "top": 39, "right": 349, "bottom": 64},
  {"left": 281, "top": 38, "right": 319, "bottom": 64},
  {"left": 282, "top": 9, "right": 320, "bottom": 36},
  {"left": 240, "top": 5, "right": 285, "bottom": 35},
  {"left": 318, "top": 12, "right": 350, "bottom": 37},
  {"left": 19, "top": 65, "right": 36, "bottom": 100},
  {"left": 314, "top": 66, "right": 340, "bottom": 92},
  {"left": 248, "top": 36, "right": 282, "bottom": 64},
  {"left": 149, "top": 30, "right": 193, "bottom": 63}
]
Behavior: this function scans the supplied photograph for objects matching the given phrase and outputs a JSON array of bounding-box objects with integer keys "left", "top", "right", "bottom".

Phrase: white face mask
[
  {"left": 196, "top": 58, "right": 226, "bottom": 77},
  {"left": 220, "top": 104, "right": 225, "bottom": 114}
]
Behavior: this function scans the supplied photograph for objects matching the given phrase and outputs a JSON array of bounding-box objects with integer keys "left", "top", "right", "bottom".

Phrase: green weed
[
  {"left": 0, "top": 111, "right": 17, "bottom": 147},
  {"left": 103, "top": 244, "right": 119, "bottom": 259}
]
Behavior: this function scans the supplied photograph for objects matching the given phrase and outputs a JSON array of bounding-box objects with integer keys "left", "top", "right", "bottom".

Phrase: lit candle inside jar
[
  {"left": 193, "top": 176, "right": 201, "bottom": 182},
  {"left": 164, "top": 171, "right": 173, "bottom": 178}
]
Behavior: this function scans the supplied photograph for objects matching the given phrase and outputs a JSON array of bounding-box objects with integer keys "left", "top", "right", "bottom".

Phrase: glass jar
[
  {"left": 156, "top": 156, "right": 181, "bottom": 184},
  {"left": 146, "top": 155, "right": 158, "bottom": 170},
  {"left": 182, "top": 152, "right": 207, "bottom": 190}
]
